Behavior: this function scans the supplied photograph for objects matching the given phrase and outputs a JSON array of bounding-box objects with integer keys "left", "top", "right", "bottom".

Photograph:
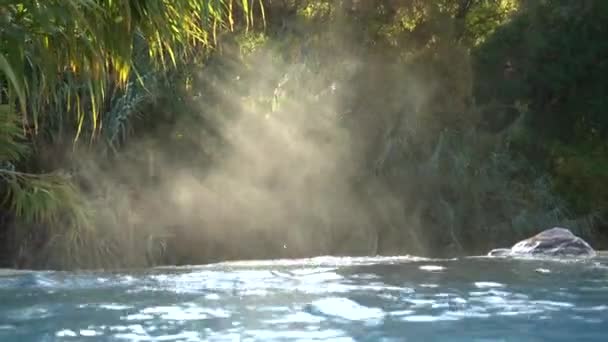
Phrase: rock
[{"left": 488, "top": 227, "right": 596, "bottom": 258}]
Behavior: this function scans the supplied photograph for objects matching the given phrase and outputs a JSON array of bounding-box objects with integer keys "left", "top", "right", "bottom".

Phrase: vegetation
[
  {"left": 0, "top": 0, "right": 258, "bottom": 268},
  {"left": 0, "top": 0, "right": 606, "bottom": 269}
]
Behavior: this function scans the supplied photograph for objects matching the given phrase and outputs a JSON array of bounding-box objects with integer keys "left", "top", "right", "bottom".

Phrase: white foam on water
[
  {"left": 407, "top": 299, "right": 435, "bottom": 306},
  {"left": 474, "top": 282, "right": 505, "bottom": 288},
  {"left": 163, "top": 255, "right": 445, "bottom": 269},
  {"left": 310, "top": 297, "right": 386, "bottom": 321},
  {"left": 79, "top": 329, "right": 102, "bottom": 337},
  {"left": 419, "top": 265, "right": 446, "bottom": 272},
  {"left": 114, "top": 325, "right": 150, "bottom": 341},
  {"left": 55, "top": 329, "right": 78, "bottom": 337},
  {"left": 574, "top": 305, "right": 608, "bottom": 312},
  {"left": 204, "top": 293, "right": 221, "bottom": 300},
  {"left": 124, "top": 313, "right": 155, "bottom": 321},
  {"left": 100, "top": 304, "right": 132, "bottom": 310},
  {"left": 389, "top": 310, "right": 415, "bottom": 316},
  {"left": 531, "top": 300, "right": 574, "bottom": 308}
]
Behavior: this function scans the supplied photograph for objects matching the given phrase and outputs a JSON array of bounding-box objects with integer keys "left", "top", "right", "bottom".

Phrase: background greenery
[{"left": 0, "top": 0, "right": 606, "bottom": 269}]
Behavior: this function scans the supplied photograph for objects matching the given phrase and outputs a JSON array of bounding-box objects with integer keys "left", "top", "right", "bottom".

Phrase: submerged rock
[{"left": 488, "top": 227, "right": 596, "bottom": 258}]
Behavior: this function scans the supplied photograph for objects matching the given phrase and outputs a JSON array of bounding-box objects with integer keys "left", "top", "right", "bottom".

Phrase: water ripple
[{"left": 1, "top": 256, "right": 608, "bottom": 341}]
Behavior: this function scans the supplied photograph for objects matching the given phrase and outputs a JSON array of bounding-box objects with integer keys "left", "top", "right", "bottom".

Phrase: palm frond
[
  {"left": 0, "top": 170, "right": 86, "bottom": 225},
  {"left": 0, "top": 0, "right": 260, "bottom": 142},
  {"left": 0, "top": 103, "right": 28, "bottom": 162}
]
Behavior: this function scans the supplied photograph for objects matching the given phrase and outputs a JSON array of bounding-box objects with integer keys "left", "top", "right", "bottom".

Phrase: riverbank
[{"left": 0, "top": 1, "right": 606, "bottom": 270}]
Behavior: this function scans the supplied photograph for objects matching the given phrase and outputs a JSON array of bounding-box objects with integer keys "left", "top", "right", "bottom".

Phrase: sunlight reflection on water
[{"left": 1, "top": 255, "right": 608, "bottom": 341}]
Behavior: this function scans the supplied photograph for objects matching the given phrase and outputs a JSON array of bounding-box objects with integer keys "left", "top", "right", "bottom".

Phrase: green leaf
[{"left": 0, "top": 53, "right": 26, "bottom": 115}]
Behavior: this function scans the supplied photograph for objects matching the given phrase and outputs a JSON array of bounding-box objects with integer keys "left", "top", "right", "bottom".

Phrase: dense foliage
[
  {"left": 0, "top": 0, "right": 258, "bottom": 268},
  {"left": 474, "top": 0, "right": 608, "bottom": 219},
  {"left": 0, "top": 0, "right": 606, "bottom": 269}
]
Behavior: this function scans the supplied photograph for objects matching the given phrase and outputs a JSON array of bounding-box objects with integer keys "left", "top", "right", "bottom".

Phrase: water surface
[{"left": 1, "top": 255, "right": 608, "bottom": 341}]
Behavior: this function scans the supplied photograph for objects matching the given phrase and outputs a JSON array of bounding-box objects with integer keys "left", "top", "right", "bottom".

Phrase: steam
[
  {"left": 77, "top": 9, "right": 445, "bottom": 266},
  {"left": 157, "top": 48, "right": 380, "bottom": 262},
  {"left": 12, "top": 2, "right": 571, "bottom": 270}
]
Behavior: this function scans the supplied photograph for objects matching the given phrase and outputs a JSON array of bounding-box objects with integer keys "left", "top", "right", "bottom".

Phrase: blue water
[{"left": 1, "top": 255, "right": 608, "bottom": 341}]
